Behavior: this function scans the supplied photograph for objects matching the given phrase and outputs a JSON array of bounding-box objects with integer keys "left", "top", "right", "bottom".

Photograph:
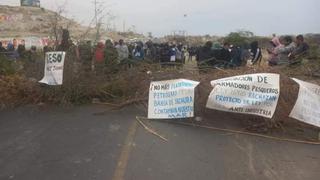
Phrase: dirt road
[{"left": 0, "top": 105, "right": 319, "bottom": 180}]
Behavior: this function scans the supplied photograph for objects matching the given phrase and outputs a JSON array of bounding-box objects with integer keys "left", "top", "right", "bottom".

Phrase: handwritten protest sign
[
  {"left": 148, "top": 79, "right": 200, "bottom": 119},
  {"left": 289, "top": 78, "right": 320, "bottom": 128},
  {"left": 39, "top": 52, "right": 66, "bottom": 85},
  {"left": 206, "top": 73, "right": 280, "bottom": 118}
]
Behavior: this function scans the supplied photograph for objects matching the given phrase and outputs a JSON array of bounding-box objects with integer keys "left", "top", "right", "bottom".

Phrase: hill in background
[{"left": 2, "top": 5, "right": 143, "bottom": 41}]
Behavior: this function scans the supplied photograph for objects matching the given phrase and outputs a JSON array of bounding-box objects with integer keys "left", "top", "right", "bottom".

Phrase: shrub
[{"left": 0, "top": 55, "right": 16, "bottom": 75}]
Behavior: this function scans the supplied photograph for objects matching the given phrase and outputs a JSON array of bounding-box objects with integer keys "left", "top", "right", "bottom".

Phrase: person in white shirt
[{"left": 115, "top": 39, "right": 129, "bottom": 61}]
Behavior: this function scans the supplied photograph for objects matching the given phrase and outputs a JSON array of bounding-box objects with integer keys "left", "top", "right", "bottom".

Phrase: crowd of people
[
  {"left": 0, "top": 39, "right": 37, "bottom": 60},
  {"left": 195, "top": 41, "right": 249, "bottom": 68},
  {"left": 0, "top": 33, "right": 311, "bottom": 74},
  {"left": 78, "top": 39, "right": 191, "bottom": 73},
  {"left": 194, "top": 34, "right": 310, "bottom": 68},
  {"left": 267, "top": 34, "right": 309, "bottom": 66}
]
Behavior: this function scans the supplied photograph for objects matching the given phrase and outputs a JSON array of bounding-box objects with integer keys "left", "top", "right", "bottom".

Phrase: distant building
[{"left": 20, "top": 0, "right": 40, "bottom": 7}]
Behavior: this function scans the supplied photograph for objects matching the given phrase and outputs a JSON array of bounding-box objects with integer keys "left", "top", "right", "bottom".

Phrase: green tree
[{"left": 224, "top": 30, "right": 254, "bottom": 48}]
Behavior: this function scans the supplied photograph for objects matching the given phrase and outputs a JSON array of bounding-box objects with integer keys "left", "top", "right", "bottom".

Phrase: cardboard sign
[
  {"left": 290, "top": 78, "right": 320, "bottom": 127},
  {"left": 148, "top": 79, "right": 200, "bottom": 119},
  {"left": 206, "top": 73, "right": 280, "bottom": 118},
  {"left": 39, "top": 52, "right": 66, "bottom": 85}
]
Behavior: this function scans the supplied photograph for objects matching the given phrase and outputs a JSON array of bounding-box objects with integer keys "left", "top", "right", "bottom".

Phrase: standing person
[
  {"left": 93, "top": 42, "right": 105, "bottom": 74},
  {"left": 132, "top": 44, "right": 145, "bottom": 60},
  {"left": 17, "top": 40, "right": 26, "bottom": 58},
  {"left": 249, "top": 41, "right": 262, "bottom": 65},
  {"left": 57, "top": 29, "right": 71, "bottom": 51},
  {"left": 78, "top": 41, "right": 93, "bottom": 72},
  {"left": 6, "top": 42, "right": 14, "bottom": 52},
  {"left": 104, "top": 39, "right": 118, "bottom": 69},
  {"left": 13, "top": 39, "right": 18, "bottom": 50},
  {"left": 115, "top": 39, "right": 129, "bottom": 62},
  {"left": 57, "top": 29, "right": 81, "bottom": 75},
  {"left": 176, "top": 44, "right": 183, "bottom": 64},
  {"left": 104, "top": 40, "right": 118, "bottom": 63},
  {"left": 169, "top": 44, "right": 177, "bottom": 62},
  {"left": 145, "top": 40, "right": 155, "bottom": 59},
  {"left": 230, "top": 46, "right": 243, "bottom": 67},
  {"left": 159, "top": 43, "right": 171, "bottom": 63},
  {"left": 197, "top": 41, "right": 214, "bottom": 66},
  {"left": 127, "top": 43, "right": 135, "bottom": 59},
  {"left": 182, "top": 46, "right": 187, "bottom": 63},
  {"left": 6, "top": 41, "right": 19, "bottom": 59},
  {"left": 25, "top": 46, "right": 37, "bottom": 63},
  {"left": 220, "top": 42, "right": 231, "bottom": 62},
  {"left": 188, "top": 46, "right": 197, "bottom": 62},
  {"left": 0, "top": 42, "right": 7, "bottom": 53}
]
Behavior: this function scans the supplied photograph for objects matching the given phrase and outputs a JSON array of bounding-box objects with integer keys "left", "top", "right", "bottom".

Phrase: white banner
[
  {"left": 39, "top": 52, "right": 66, "bottom": 85},
  {"left": 289, "top": 78, "right": 320, "bottom": 128},
  {"left": 206, "top": 73, "right": 280, "bottom": 118},
  {"left": 148, "top": 79, "right": 200, "bottom": 119}
]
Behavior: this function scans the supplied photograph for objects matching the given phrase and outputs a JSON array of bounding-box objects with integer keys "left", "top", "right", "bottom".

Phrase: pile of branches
[
  {"left": 0, "top": 58, "right": 161, "bottom": 108},
  {"left": 0, "top": 75, "right": 41, "bottom": 109},
  {"left": 1, "top": 52, "right": 320, "bottom": 139}
]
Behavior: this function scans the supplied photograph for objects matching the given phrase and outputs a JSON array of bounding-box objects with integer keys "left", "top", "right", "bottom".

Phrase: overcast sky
[{"left": 1, "top": 0, "right": 319, "bottom": 36}]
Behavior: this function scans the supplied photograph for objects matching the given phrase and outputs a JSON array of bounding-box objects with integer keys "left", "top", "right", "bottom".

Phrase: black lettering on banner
[
  {"left": 161, "top": 84, "right": 170, "bottom": 90},
  {"left": 52, "top": 53, "right": 57, "bottom": 62},
  {"left": 57, "top": 53, "right": 63, "bottom": 62},
  {"left": 153, "top": 85, "right": 161, "bottom": 90},
  {"left": 257, "top": 76, "right": 268, "bottom": 84},
  {"left": 46, "top": 53, "right": 64, "bottom": 64},
  {"left": 48, "top": 54, "right": 52, "bottom": 63}
]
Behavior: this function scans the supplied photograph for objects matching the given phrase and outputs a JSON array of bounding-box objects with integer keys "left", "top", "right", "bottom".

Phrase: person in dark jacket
[
  {"left": 159, "top": 43, "right": 171, "bottom": 63},
  {"left": 78, "top": 41, "right": 93, "bottom": 72},
  {"left": 197, "top": 41, "right": 213, "bottom": 63},
  {"left": 17, "top": 40, "right": 26, "bottom": 58},
  {"left": 219, "top": 42, "right": 231, "bottom": 62},
  {"left": 0, "top": 42, "right": 7, "bottom": 53},
  {"left": 132, "top": 44, "right": 145, "bottom": 60},
  {"left": 250, "top": 41, "right": 262, "bottom": 65},
  {"left": 230, "top": 46, "right": 243, "bottom": 67},
  {"left": 6, "top": 42, "right": 19, "bottom": 59},
  {"left": 104, "top": 40, "right": 118, "bottom": 65},
  {"left": 289, "top": 35, "right": 309, "bottom": 61},
  {"left": 57, "top": 29, "right": 71, "bottom": 51}
]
